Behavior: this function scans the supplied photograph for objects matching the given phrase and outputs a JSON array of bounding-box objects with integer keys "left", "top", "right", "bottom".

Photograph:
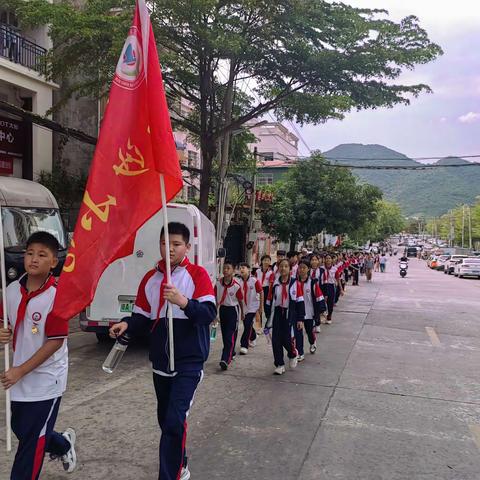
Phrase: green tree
[
  {"left": 8, "top": 0, "right": 442, "bottom": 214},
  {"left": 353, "top": 200, "right": 406, "bottom": 244},
  {"left": 261, "top": 155, "right": 382, "bottom": 249}
]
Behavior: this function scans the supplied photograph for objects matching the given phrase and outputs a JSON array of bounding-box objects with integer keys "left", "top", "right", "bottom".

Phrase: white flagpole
[
  {"left": 160, "top": 174, "right": 175, "bottom": 372},
  {"left": 0, "top": 206, "right": 12, "bottom": 452}
]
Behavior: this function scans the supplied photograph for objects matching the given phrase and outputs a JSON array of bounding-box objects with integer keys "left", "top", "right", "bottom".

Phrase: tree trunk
[
  {"left": 289, "top": 236, "right": 297, "bottom": 253},
  {"left": 198, "top": 138, "right": 215, "bottom": 215}
]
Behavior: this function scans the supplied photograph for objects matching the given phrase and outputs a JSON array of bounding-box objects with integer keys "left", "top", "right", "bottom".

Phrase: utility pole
[
  {"left": 246, "top": 148, "right": 258, "bottom": 266},
  {"left": 462, "top": 205, "right": 465, "bottom": 248},
  {"left": 468, "top": 205, "right": 473, "bottom": 250}
]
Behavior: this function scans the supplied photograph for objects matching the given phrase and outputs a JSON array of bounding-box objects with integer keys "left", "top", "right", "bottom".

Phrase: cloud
[
  {"left": 439, "top": 117, "right": 447, "bottom": 123},
  {"left": 458, "top": 112, "right": 480, "bottom": 124}
]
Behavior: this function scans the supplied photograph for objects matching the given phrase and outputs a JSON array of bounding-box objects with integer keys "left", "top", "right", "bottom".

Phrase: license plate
[{"left": 120, "top": 302, "right": 134, "bottom": 313}]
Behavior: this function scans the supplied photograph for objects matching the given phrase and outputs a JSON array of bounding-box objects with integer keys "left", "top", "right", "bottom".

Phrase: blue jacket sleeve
[
  {"left": 125, "top": 312, "right": 151, "bottom": 337},
  {"left": 182, "top": 299, "right": 217, "bottom": 326}
]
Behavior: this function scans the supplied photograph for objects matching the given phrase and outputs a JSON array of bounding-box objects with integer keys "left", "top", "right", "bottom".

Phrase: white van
[
  {"left": 79, "top": 203, "right": 216, "bottom": 340},
  {"left": 0, "top": 177, "right": 68, "bottom": 284}
]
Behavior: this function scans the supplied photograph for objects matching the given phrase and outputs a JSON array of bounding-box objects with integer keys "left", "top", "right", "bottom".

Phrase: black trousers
[
  {"left": 219, "top": 305, "right": 239, "bottom": 364},
  {"left": 322, "top": 283, "right": 336, "bottom": 320},
  {"left": 11, "top": 397, "right": 70, "bottom": 480},
  {"left": 294, "top": 318, "right": 316, "bottom": 355},
  {"left": 241, "top": 312, "right": 256, "bottom": 348},
  {"left": 153, "top": 370, "right": 203, "bottom": 480},
  {"left": 271, "top": 308, "right": 297, "bottom": 366}
]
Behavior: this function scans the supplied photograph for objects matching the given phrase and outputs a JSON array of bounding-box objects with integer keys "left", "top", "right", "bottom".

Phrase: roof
[
  {"left": 257, "top": 159, "right": 295, "bottom": 168},
  {"left": 0, "top": 177, "right": 58, "bottom": 208}
]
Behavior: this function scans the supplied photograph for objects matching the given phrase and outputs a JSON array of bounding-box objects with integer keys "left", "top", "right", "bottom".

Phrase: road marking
[
  {"left": 469, "top": 425, "right": 480, "bottom": 451},
  {"left": 59, "top": 368, "right": 150, "bottom": 413},
  {"left": 425, "top": 327, "right": 441, "bottom": 347}
]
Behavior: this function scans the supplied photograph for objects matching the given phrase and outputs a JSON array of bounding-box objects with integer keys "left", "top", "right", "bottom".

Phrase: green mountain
[{"left": 323, "top": 144, "right": 480, "bottom": 217}]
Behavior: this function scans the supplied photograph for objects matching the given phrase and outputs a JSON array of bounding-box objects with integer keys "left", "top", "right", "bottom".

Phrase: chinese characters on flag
[{"left": 49, "top": 0, "right": 182, "bottom": 324}]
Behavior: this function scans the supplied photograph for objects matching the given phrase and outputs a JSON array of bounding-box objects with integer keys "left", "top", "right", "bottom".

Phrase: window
[
  {"left": 188, "top": 150, "right": 198, "bottom": 168},
  {"left": 257, "top": 173, "right": 274, "bottom": 185},
  {"left": 187, "top": 186, "right": 197, "bottom": 201}
]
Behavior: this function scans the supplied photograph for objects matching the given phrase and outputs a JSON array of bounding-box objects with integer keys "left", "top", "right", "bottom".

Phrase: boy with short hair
[
  {"left": 110, "top": 222, "right": 216, "bottom": 480},
  {"left": 0, "top": 231, "right": 76, "bottom": 480},
  {"left": 215, "top": 260, "right": 243, "bottom": 371},
  {"left": 287, "top": 251, "right": 299, "bottom": 278},
  {"left": 238, "top": 263, "right": 263, "bottom": 355}
]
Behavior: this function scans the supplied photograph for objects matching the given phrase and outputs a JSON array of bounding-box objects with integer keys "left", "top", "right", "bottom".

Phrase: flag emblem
[{"left": 115, "top": 26, "right": 144, "bottom": 89}]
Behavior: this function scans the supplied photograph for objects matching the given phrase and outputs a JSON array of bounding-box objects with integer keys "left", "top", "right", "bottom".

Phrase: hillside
[{"left": 323, "top": 144, "right": 480, "bottom": 217}]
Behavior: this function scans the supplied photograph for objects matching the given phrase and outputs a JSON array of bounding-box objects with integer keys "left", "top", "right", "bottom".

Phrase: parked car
[
  {"left": 444, "top": 255, "right": 468, "bottom": 275},
  {"left": 435, "top": 255, "right": 450, "bottom": 271},
  {"left": 454, "top": 257, "right": 480, "bottom": 278}
]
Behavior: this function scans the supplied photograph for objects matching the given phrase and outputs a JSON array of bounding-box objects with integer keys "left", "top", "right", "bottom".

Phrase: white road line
[
  {"left": 60, "top": 368, "right": 149, "bottom": 413},
  {"left": 425, "top": 327, "right": 441, "bottom": 347}
]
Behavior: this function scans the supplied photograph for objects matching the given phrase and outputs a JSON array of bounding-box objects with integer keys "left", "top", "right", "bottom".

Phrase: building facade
[{"left": 0, "top": 8, "right": 57, "bottom": 179}]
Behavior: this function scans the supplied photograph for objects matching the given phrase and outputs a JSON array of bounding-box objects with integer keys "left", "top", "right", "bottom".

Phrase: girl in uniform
[
  {"left": 265, "top": 259, "right": 303, "bottom": 375},
  {"left": 320, "top": 254, "right": 343, "bottom": 324}
]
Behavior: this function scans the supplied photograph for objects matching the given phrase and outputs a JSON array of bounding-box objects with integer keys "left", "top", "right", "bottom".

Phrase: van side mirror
[{"left": 217, "top": 248, "right": 226, "bottom": 259}]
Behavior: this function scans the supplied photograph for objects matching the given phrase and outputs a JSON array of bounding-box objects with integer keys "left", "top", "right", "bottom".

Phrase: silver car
[{"left": 455, "top": 258, "right": 480, "bottom": 278}]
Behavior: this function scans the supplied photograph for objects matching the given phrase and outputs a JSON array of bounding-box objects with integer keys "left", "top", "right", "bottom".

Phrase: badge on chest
[{"left": 31, "top": 312, "right": 42, "bottom": 335}]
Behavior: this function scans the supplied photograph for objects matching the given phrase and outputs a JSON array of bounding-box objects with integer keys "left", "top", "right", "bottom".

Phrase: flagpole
[
  {"left": 0, "top": 206, "right": 12, "bottom": 452},
  {"left": 160, "top": 174, "right": 175, "bottom": 372}
]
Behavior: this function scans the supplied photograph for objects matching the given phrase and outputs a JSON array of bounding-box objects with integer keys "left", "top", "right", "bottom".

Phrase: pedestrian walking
[
  {"left": 238, "top": 263, "right": 263, "bottom": 355},
  {"left": 295, "top": 259, "right": 327, "bottom": 359},
  {"left": 255, "top": 254, "right": 274, "bottom": 325},
  {"left": 320, "top": 254, "right": 344, "bottom": 325},
  {"left": 365, "top": 253, "right": 374, "bottom": 282},
  {"left": 110, "top": 222, "right": 216, "bottom": 480},
  {"left": 374, "top": 254, "right": 380, "bottom": 272},
  {"left": 215, "top": 260, "right": 244, "bottom": 371},
  {"left": 380, "top": 254, "right": 387, "bottom": 273},
  {"left": 0, "top": 232, "right": 77, "bottom": 480},
  {"left": 265, "top": 259, "right": 302, "bottom": 375}
]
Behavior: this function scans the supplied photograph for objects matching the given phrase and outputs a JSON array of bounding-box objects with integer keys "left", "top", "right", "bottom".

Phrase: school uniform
[
  {"left": 294, "top": 277, "right": 326, "bottom": 355},
  {"left": 215, "top": 277, "right": 243, "bottom": 365},
  {"left": 350, "top": 258, "right": 360, "bottom": 285},
  {"left": 319, "top": 266, "right": 341, "bottom": 320},
  {"left": 265, "top": 278, "right": 304, "bottom": 367},
  {"left": 239, "top": 275, "right": 263, "bottom": 349},
  {"left": 126, "top": 257, "right": 216, "bottom": 480},
  {"left": 255, "top": 267, "right": 274, "bottom": 312},
  {"left": 4, "top": 274, "right": 70, "bottom": 480}
]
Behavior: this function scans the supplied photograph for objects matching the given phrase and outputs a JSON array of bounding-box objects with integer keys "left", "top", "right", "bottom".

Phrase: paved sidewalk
[{"left": 2, "top": 261, "right": 480, "bottom": 479}]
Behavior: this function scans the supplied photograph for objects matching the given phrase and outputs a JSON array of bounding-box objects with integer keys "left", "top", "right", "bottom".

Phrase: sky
[{"left": 296, "top": 0, "right": 480, "bottom": 161}]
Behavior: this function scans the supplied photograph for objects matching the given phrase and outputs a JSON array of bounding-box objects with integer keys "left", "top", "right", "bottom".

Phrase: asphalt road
[{"left": 2, "top": 259, "right": 480, "bottom": 479}]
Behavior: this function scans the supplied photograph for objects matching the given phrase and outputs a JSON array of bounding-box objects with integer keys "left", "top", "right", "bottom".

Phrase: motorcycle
[{"left": 399, "top": 261, "right": 408, "bottom": 278}]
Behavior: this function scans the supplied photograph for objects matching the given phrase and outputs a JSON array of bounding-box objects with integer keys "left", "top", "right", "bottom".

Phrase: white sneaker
[
  {"left": 249, "top": 340, "right": 257, "bottom": 347},
  {"left": 240, "top": 347, "right": 248, "bottom": 355},
  {"left": 180, "top": 466, "right": 191, "bottom": 480},
  {"left": 326, "top": 319, "right": 332, "bottom": 325},
  {"left": 315, "top": 325, "right": 321, "bottom": 333},
  {"left": 297, "top": 354, "right": 305, "bottom": 362},
  {"left": 289, "top": 357, "right": 298, "bottom": 369},
  {"left": 61, "top": 428, "right": 77, "bottom": 473},
  {"left": 310, "top": 343, "right": 317, "bottom": 354},
  {"left": 274, "top": 365, "right": 285, "bottom": 375}
]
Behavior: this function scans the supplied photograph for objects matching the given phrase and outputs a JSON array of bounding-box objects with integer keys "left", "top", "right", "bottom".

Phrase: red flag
[{"left": 49, "top": 0, "right": 182, "bottom": 324}]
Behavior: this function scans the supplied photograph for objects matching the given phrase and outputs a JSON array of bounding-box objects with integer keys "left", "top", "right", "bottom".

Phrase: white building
[
  {"left": 0, "top": 8, "right": 57, "bottom": 179},
  {"left": 248, "top": 121, "right": 299, "bottom": 162}
]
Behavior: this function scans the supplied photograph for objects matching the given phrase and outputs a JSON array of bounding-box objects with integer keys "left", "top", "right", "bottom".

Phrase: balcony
[{"left": 0, "top": 24, "right": 47, "bottom": 75}]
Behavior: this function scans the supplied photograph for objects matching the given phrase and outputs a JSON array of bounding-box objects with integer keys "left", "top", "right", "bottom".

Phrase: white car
[
  {"left": 454, "top": 258, "right": 480, "bottom": 278},
  {"left": 444, "top": 255, "right": 468, "bottom": 275}
]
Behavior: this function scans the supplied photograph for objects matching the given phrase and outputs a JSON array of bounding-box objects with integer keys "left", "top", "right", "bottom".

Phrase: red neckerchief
[
  {"left": 279, "top": 278, "right": 289, "bottom": 306},
  {"left": 219, "top": 277, "right": 235, "bottom": 305},
  {"left": 151, "top": 257, "right": 189, "bottom": 332},
  {"left": 261, "top": 268, "right": 269, "bottom": 286},
  {"left": 242, "top": 276, "right": 250, "bottom": 306},
  {"left": 323, "top": 266, "right": 332, "bottom": 283},
  {"left": 13, "top": 274, "right": 56, "bottom": 351}
]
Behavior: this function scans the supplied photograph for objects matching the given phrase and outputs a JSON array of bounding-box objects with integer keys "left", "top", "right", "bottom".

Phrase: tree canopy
[
  {"left": 260, "top": 155, "right": 383, "bottom": 248},
  {"left": 7, "top": 0, "right": 443, "bottom": 213}
]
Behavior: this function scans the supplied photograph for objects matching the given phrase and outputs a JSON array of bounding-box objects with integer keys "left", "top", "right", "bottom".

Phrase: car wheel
[{"left": 459, "top": 275, "right": 463, "bottom": 279}]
